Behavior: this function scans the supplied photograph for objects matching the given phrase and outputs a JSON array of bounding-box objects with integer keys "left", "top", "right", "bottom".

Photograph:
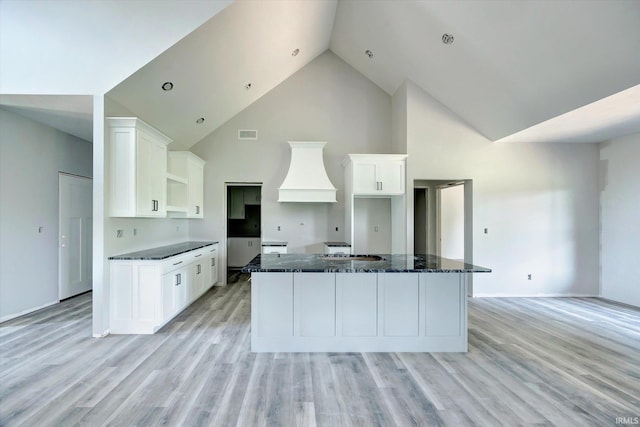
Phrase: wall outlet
[
  {"left": 484, "top": 228, "right": 488, "bottom": 234},
  {"left": 38, "top": 226, "right": 44, "bottom": 233},
  {"left": 527, "top": 274, "right": 532, "bottom": 280},
  {"left": 277, "top": 226, "right": 281, "bottom": 231},
  {"left": 335, "top": 226, "right": 339, "bottom": 232},
  {"left": 117, "top": 229, "right": 124, "bottom": 238}
]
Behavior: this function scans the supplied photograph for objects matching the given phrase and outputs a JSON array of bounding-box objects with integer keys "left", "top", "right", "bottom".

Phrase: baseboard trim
[
  {"left": 596, "top": 297, "right": 640, "bottom": 309},
  {"left": 0, "top": 300, "right": 59, "bottom": 323},
  {"left": 472, "top": 293, "right": 598, "bottom": 298}
]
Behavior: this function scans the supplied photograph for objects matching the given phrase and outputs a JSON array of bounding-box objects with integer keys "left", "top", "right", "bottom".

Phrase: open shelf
[{"left": 166, "top": 172, "right": 188, "bottom": 184}]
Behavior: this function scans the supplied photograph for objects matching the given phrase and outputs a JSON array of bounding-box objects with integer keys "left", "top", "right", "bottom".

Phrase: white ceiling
[
  {"left": 0, "top": 95, "right": 93, "bottom": 141},
  {"left": 107, "top": 0, "right": 337, "bottom": 150},
  {"left": 2, "top": 0, "right": 640, "bottom": 146},
  {"left": 330, "top": 0, "right": 640, "bottom": 142}
]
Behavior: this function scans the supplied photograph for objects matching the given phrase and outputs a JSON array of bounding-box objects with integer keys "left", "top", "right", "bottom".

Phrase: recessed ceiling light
[
  {"left": 365, "top": 49, "right": 373, "bottom": 59},
  {"left": 245, "top": 83, "right": 252, "bottom": 90},
  {"left": 161, "top": 81, "right": 174, "bottom": 91},
  {"left": 292, "top": 48, "right": 300, "bottom": 56},
  {"left": 442, "top": 33, "right": 454, "bottom": 45},
  {"left": 196, "top": 117, "right": 205, "bottom": 124}
]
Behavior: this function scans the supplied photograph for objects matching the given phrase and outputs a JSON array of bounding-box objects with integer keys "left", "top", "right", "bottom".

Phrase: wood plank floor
[{"left": 1, "top": 279, "right": 638, "bottom": 426}]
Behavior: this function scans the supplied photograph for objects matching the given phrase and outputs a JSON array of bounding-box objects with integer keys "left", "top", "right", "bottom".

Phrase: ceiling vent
[
  {"left": 238, "top": 129, "right": 257, "bottom": 140},
  {"left": 278, "top": 141, "right": 337, "bottom": 203}
]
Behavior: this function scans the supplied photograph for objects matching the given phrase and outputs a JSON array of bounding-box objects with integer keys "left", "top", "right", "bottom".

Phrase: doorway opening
[
  {"left": 225, "top": 183, "right": 262, "bottom": 284},
  {"left": 413, "top": 179, "right": 473, "bottom": 293}
]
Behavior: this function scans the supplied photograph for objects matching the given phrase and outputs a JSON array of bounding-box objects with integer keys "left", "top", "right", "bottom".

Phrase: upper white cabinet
[
  {"left": 167, "top": 151, "right": 206, "bottom": 218},
  {"left": 343, "top": 154, "right": 408, "bottom": 254},
  {"left": 107, "top": 117, "right": 171, "bottom": 217},
  {"left": 343, "top": 154, "right": 407, "bottom": 196}
]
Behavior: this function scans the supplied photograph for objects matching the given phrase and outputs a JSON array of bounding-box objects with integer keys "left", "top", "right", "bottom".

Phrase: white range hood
[{"left": 278, "top": 141, "right": 337, "bottom": 203}]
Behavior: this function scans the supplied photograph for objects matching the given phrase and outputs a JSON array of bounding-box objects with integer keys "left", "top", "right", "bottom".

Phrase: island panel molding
[{"left": 250, "top": 271, "right": 469, "bottom": 352}]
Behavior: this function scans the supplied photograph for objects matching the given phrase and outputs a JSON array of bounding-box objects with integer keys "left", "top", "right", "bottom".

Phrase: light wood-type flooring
[{"left": 1, "top": 278, "right": 638, "bottom": 426}]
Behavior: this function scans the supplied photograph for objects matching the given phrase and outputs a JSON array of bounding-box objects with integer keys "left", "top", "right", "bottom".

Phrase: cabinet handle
[
  {"left": 173, "top": 261, "right": 183, "bottom": 266},
  {"left": 194, "top": 254, "right": 202, "bottom": 258},
  {"left": 175, "top": 273, "right": 181, "bottom": 286},
  {"left": 197, "top": 264, "right": 201, "bottom": 274},
  {"left": 380, "top": 181, "right": 383, "bottom": 191},
  {"left": 196, "top": 206, "right": 200, "bottom": 214},
  {"left": 211, "top": 258, "right": 215, "bottom": 266}
]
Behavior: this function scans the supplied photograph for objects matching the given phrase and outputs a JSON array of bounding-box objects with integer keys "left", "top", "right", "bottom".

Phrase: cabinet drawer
[
  {"left": 161, "top": 253, "right": 192, "bottom": 274},
  {"left": 263, "top": 246, "right": 287, "bottom": 254}
]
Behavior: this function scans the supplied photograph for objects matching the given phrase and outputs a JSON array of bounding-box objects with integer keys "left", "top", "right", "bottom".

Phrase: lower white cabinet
[
  {"left": 110, "top": 243, "right": 218, "bottom": 334},
  {"left": 205, "top": 245, "right": 219, "bottom": 287},
  {"left": 227, "top": 237, "right": 261, "bottom": 267}
]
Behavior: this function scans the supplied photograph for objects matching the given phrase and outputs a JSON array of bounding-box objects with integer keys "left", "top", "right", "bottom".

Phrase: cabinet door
[
  {"left": 189, "top": 261, "right": 205, "bottom": 300},
  {"left": 172, "top": 268, "right": 188, "bottom": 312},
  {"left": 243, "top": 186, "right": 261, "bottom": 205},
  {"left": 136, "top": 129, "right": 167, "bottom": 217},
  {"left": 206, "top": 245, "right": 218, "bottom": 287},
  {"left": 162, "top": 271, "right": 178, "bottom": 320},
  {"left": 187, "top": 158, "right": 204, "bottom": 218},
  {"left": 228, "top": 187, "right": 245, "bottom": 219},
  {"left": 376, "top": 161, "right": 404, "bottom": 195},
  {"left": 352, "top": 162, "right": 378, "bottom": 194}
]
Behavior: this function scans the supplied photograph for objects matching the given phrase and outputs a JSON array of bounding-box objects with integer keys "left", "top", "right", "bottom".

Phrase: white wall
[
  {"left": 599, "top": 134, "right": 640, "bottom": 307},
  {"left": 402, "top": 81, "right": 600, "bottom": 296},
  {"left": 190, "top": 51, "right": 391, "bottom": 267},
  {"left": 0, "top": 108, "right": 92, "bottom": 321}
]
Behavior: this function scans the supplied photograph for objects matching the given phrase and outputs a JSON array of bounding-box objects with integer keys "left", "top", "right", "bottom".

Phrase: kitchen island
[{"left": 242, "top": 254, "right": 490, "bottom": 352}]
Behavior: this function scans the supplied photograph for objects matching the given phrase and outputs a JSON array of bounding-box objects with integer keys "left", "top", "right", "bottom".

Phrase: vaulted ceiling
[{"left": 3, "top": 0, "right": 640, "bottom": 147}]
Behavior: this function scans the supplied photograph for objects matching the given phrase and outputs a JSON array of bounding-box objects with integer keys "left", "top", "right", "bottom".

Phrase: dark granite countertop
[
  {"left": 109, "top": 241, "right": 218, "bottom": 260},
  {"left": 261, "top": 241, "right": 288, "bottom": 246},
  {"left": 324, "top": 242, "right": 351, "bottom": 247},
  {"left": 242, "top": 254, "right": 491, "bottom": 273}
]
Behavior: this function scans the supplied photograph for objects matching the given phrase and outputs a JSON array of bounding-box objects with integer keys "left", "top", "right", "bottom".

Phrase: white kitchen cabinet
[
  {"left": 205, "top": 245, "right": 219, "bottom": 287},
  {"left": 343, "top": 154, "right": 407, "bottom": 254},
  {"left": 107, "top": 117, "right": 171, "bottom": 217},
  {"left": 163, "top": 265, "right": 187, "bottom": 320},
  {"left": 227, "top": 237, "right": 261, "bottom": 267},
  {"left": 189, "top": 256, "right": 205, "bottom": 299},
  {"left": 167, "top": 151, "right": 205, "bottom": 218},
  {"left": 324, "top": 243, "right": 351, "bottom": 255},
  {"left": 262, "top": 243, "right": 288, "bottom": 254},
  {"left": 344, "top": 154, "right": 406, "bottom": 196},
  {"left": 110, "top": 243, "right": 218, "bottom": 334}
]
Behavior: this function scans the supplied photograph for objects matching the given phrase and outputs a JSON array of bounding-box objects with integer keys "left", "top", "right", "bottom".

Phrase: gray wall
[
  {"left": 190, "top": 51, "right": 392, "bottom": 267},
  {"left": 0, "top": 108, "right": 93, "bottom": 320},
  {"left": 402, "top": 80, "right": 600, "bottom": 297},
  {"left": 599, "top": 133, "right": 640, "bottom": 307}
]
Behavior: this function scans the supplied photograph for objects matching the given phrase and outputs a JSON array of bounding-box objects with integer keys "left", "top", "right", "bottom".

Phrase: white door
[{"left": 59, "top": 173, "right": 93, "bottom": 300}]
